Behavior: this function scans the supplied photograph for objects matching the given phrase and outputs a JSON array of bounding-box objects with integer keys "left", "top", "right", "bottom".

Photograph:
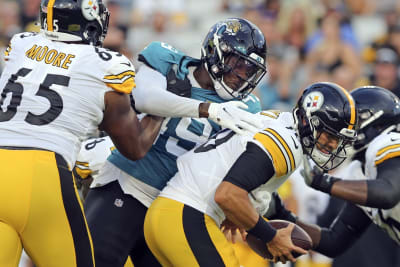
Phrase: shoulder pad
[
  {"left": 252, "top": 124, "right": 302, "bottom": 177},
  {"left": 138, "top": 42, "right": 188, "bottom": 78},
  {"left": 101, "top": 54, "right": 136, "bottom": 94},
  {"left": 5, "top": 32, "right": 38, "bottom": 60},
  {"left": 370, "top": 132, "right": 400, "bottom": 166}
]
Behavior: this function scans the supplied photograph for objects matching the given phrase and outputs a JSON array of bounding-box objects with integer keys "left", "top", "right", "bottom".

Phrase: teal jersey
[{"left": 107, "top": 42, "right": 261, "bottom": 190}]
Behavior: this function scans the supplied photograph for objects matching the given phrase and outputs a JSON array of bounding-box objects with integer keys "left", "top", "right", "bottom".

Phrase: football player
[
  {"left": 74, "top": 135, "right": 115, "bottom": 200},
  {"left": 268, "top": 86, "right": 400, "bottom": 258},
  {"left": 0, "top": 0, "right": 166, "bottom": 266},
  {"left": 84, "top": 18, "right": 267, "bottom": 267},
  {"left": 143, "top": 82, "right": 358, "bottom": 266}
]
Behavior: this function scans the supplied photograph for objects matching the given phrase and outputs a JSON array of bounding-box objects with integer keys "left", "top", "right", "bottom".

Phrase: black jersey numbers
[
  {"left": 0, "top": 68, "right": 70, "bottom": 125},
  {"left": 25, "top": 73, "right": 69, "bottom": 125},
  {"left": 94, "top": 47, "right": 122, "bottom": 61},
  {"left": 85, "top": 138, "right": 106, "bottom": 150},
  {"left": 194, "top": 129, "right": 235, "bottom": 153},
  {"left": 0, "top": 68, "right": 31, "bottom": 122}
]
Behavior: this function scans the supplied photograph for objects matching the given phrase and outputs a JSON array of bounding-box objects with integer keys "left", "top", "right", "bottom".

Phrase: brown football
[{"left": 246, "top": 219, "right": 313, "bottom": 259}]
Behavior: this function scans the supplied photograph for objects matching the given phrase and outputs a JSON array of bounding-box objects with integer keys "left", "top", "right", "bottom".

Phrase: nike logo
[
  {"left": 121, "top": 62, "right": 132, "bottom": 67},
  {"left": 391, "top": 137, "right": 400, "bottom": 142},
  {"left": 291, "top": 136, "right": 299, "bottom": 149}
]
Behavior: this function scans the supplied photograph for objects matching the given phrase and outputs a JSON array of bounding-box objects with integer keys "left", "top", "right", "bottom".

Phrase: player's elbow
[
  {"left": 367, "top": 186, "right": 400, "bottom": 209},
  {"left": 378, "top": 195, "right": 399, "bottom": 209},
  {"left": 214, "top": 188, "right": 230, "bottom": 208},
  {"left": 215, "top": 182, "right": 236, "bottom": 209}
]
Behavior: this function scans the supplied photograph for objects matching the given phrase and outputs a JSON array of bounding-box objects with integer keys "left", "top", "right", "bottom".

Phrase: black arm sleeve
[
  {"left": 366, "top": 157, "right": 400, "bottom": 209},
  {"left": 223, "top": 142, "right": 275, "bottom": 192},
  {"left": 315, "top": 202, "right": 372, "bottom": 257}
]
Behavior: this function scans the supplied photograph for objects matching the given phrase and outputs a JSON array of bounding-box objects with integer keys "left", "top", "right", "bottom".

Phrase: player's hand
[
  {"left": 301, "top": 157, "right": 323, "bottom": 187},
  {"left": 207, "top": 101, "right": 263, "bottom": 135},
  {"left": 267, "top": 224, "right": 307, "bottom": 264},
  {"left": 165, "top": 66, "right": 192, "bottom": 98},
  {"left": 220, "top": 219, "right": 247, "bottom": 243},
  {"left": 263, "top": 192, "right": 298, "bottom": 223},
  {"left": 300, "top": 157, "right": 339, "bottom": 193}
]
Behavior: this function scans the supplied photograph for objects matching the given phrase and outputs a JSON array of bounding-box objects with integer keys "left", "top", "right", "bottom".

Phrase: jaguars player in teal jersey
[{"left": 84, "top": 18, "right": 267, "bottom": 267}]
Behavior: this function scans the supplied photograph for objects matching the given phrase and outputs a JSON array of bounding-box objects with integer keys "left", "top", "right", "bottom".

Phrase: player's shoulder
[
  {"left": 6, "top": 32, "right": 40, "bottom": 54},
  {"left": 138, "top": 41, "right": 186, "bottom": 76},
  {"left": 10, "top": 32, "right": 41, "bottom": 44},
  {"left": 140, "top": 41, "right": 184, "bottom": 61},
  {"left": 367, "top": 131, "right": 400, "bottom": 166},
  {"left": 79, "top": 46, "right": 136, "bottom": 94},
  {"left": 251, "top": 111, "right": 302, "bottom": 176}
]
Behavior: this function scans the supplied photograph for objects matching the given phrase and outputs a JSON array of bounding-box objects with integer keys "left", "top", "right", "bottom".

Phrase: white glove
[{"left": 208, "top": 101, "right": 264, "bottom": 135}]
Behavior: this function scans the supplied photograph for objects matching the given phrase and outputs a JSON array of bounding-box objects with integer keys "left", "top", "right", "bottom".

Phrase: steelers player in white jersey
[
  {"left": 276, "top": 86, "right": 400, "bottom": 257},
  {"left": 83, "top": 18, "right": 267, "bottom": 267},
  {"left": 0, "top": 0, "right": 167, "bottom": 266},
  {"left": 143, "top": 82, "right": 358, "bottom": 266},
  {"left": 74, "top": 135, "right": 115, "bottom": 199}
]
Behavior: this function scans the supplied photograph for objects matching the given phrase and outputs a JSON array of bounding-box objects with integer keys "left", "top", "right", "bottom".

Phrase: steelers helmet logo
[
  {"left": 82, "top": 0, "right": 100, "bottom": 21},
  {"left": 303, "top": 91, "right": 324, "bottom": 112}
]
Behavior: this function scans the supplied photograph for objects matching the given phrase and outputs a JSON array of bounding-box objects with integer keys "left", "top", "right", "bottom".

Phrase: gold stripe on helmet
[
  {"left": 47, "top": 0, "right": 56, "bottom": 31},
  {"left": 326, "top": 82, "right": 356, "bottom": 130}
]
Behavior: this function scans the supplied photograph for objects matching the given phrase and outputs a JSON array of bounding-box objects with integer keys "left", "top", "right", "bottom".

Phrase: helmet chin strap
[{"left": 310, "top": 148, "right": 331, "bottom": 168}]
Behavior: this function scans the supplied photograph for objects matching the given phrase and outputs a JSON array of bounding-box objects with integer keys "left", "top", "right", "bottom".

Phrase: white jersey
[
  {"left": 160, "top": 111, "right": 303, "bottom": 225},
  {"left": 74, "top": 136, "right": 115, "bottom": 180},
  {"left": 0, "top": 32, "right": 135, "bottom": 166},
  {"left": 361, "top": 132, "right": 400, "bottom": 244}
]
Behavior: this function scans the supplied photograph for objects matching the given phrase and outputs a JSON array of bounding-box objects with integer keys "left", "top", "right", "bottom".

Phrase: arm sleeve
[
  {"left": 315, "top": 202, "right": 372, "bottom": 257},
  {"left": 132, "top": 65, "right": 202, "bottom": 118},
  {"left": 366, "top": 157, "right": 400, "bottom": 209},
  {"left": 223, "top": 142, "right": 275, "bottom": 192}
]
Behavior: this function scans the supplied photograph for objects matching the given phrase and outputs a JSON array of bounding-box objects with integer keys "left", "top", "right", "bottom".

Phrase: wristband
[
  {"left": 311, "top": 174, "right": 340, "bottom": 194},
  {"left": 248, "top": 216, "right": 277, "bottom": 243}
]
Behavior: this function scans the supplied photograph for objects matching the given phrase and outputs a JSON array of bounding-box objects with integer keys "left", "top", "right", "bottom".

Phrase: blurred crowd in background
[
  {"left": 1, "top": 0, "right": 400, "bottom": 113},
  {"left": 2, "top": 1, "right": 400, "bottom": 267}
]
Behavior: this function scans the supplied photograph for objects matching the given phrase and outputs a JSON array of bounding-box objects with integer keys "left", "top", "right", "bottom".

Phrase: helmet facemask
[
  {"left": 201, "top": 18, "right": 267, "bottom": 100},
  {"left": 295, "top": 107, "right": 356, "bottom": 170}
]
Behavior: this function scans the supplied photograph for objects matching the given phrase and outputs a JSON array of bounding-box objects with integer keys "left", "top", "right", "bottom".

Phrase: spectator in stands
[
  {"left": 306, "top": 13, "right": 361, "bottom": 83},
  {"left": 369, "top": 46, "right": 400, "bottom": 97}
]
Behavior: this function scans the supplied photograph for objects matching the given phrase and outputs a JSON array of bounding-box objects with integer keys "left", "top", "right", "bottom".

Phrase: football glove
[
  {"left": 208, "top": 101, "right": 263, "bottom": 135},
  {"left": 301, "top": 157, "right": 340, "bottom": 194}
]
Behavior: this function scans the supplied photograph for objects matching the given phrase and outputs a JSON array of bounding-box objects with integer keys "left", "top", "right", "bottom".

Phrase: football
[{"left": 246, "top": 219, "right": 313, "bottom": 259}]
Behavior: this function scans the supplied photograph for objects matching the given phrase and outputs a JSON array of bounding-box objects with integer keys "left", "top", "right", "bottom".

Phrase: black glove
[
  {"left": 263, "top": 192, "right": 298, "bottom": 223},
  {"left": 166, "top": 65, "right": 192, "bottom": 98}
]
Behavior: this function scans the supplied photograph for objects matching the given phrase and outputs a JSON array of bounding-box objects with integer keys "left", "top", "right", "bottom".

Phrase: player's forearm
[
  {"left": 215, "top": 181, "right": 277, "bottom": 243},
  {"left": 314, "top": 202, "right": 371, "bottom": 257},
  {"left": 215, "top": 182, "right": 260, "bottom": 229},
  {"left": 330, "top": 180, "right": 368, "bottom": 206},
  {"left": 135, "top": 115, "right": 164, "bottom": 158},
  {"left": 331, "top": 179, "right": 400, "bottom": 209},
  {"left": 134, "top": 88, "right": 203, "bottom": 118}
]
